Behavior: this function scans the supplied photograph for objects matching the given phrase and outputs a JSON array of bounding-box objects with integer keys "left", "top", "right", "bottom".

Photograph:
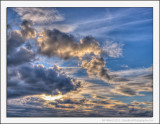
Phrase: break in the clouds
[{"left": 7, "top": 7, "right": 153, "bottom": 117}]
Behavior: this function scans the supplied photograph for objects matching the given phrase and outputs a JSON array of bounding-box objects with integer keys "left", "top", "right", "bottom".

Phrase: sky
[{"left": 7, "top": 7, "right": 153, "bottom": 117}]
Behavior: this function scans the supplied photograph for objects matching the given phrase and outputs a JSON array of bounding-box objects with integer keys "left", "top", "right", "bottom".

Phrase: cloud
[
  {"left": 7, "top": 64, "right": 82, "bottom": 99},
  {"left": 112, "top": 86, "right": 137, "bottom": 96},
  {"left": 7, "top": 65, "right": 153, "bottom": 116},
  {"left": 14, "top": 7, "right": 76, "bottom": 33},
  {"left": 14, "top": 8, "right": 64, "bottom": 24},
  {"left": 81, "top": 57, "right": 110, "bottom": 82},
  {"left": 77, "top": 65, "right": 152, "bottom": 97},
  {"left": 7, "top": 47, "right": 35, "bottom": 66},
  {"left": 7, "top": 94, "right": 152, "bottom": 117},
  {"left": 121, "top": 64, "right": 129, "bottom": 68},
  {"left": 34, "top": 24, "right": 77, "bottom": 33},
  {"left": 37, "top": 29, "right": 101, "bottom": 60},
  {"left": 20, "top": 20, "right": 36, "bottom": 39},
  {"left": 7, "top": 21, "right": 37, "bottom": 66},
  {"left": 109, "top": 66, "right": 153, "bottom": 78},
  {"left": 102, "top": 41, "right": 123, "bottom": 58},
  {"left": 109, "top": 68, "right": 153, "bottom": 96},
  {"left": 7, "top": 30, "right": 25, "bottom": 54}
]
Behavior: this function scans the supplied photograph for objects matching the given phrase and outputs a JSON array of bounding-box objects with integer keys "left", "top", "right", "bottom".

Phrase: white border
[{"left": 1, "top": 1, "right": 159, "bottom": 123}]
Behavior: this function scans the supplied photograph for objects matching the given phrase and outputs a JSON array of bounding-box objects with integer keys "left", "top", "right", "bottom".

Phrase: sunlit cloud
[
  {"left": 41, "top": 94, "right": 63, "bottom": 101},
  {"left": 37, "top": 29, "right": 101, "bottom": 60}
]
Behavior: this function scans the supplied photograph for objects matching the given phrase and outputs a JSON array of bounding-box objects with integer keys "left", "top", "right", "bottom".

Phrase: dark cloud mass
[
  {"left": 7, "top": 30, "right": 25, "bottom": 54},
  {"left": 37, "top": 29, "right": 101, "bottom": 60},
  {"left": 7, "top": 20, "right": 37, "bottom": 66},
  {"left": 7, "top": 47, "right": 35, "bottom": 66},
  {"left": 7, "top": 64, "right": 82, "bottom": 99}
]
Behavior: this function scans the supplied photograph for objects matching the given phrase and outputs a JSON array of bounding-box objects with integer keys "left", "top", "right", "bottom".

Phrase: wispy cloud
[
  {"left": 14, "top": 8, "right": 64, "bottom": 24},
  {"left": 7, "top": 91, "right": 152, "bottom": 117},
  {"left": 34, "top": 24, "right": 77, "bottom": 33}
]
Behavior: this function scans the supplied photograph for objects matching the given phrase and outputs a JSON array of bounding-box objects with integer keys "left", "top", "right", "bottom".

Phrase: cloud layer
[{"left": 7, "top": 93, "right": 153, "bottom": 117}]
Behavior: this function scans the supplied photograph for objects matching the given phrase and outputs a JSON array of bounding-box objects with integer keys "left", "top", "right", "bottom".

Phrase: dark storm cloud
[
  {"left": 7, "top": 20, "right": 36, "bottom": 55},
  {"left": 7, "top": 47, "right": 35, "bottom": 66},
  {"left": 7, "top": 30, "right": 25, "bottom": 54},
  {"left": 7, "top": 64, "right": 82, "bottom": 99},
  {"left": 7, "top": 20, "right": 37, "bottom": 67},
  {"left": 37, "top": 29, "right": 101, "bottom": 60}
]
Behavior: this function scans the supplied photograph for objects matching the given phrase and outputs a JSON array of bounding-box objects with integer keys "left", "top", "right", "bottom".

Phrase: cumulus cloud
[
  {"left": 35, "top": 29, "right": 123, "bottom": 83},
  {"left": 20, "top": 20, "right": 36, "bottom": 39},
  {"left": 37, "top": 29, "right": 101, "bottom": 60},
  {"left": 7, "top": 21, "right": 37, "bottom": 66},
  {"left": 81, "top": 57, "right": 110, "bottom": 82},
  {"left": 14, "top": 8, "right": 64, "bottom": 24},
  {"left": 102, "top": 41, "right": 123, "bottom": 58},
  {"left": 7, "top": 30, "right": 25, "bottom": 54},
  {"left": 7, "top": 64, "right": 82, "bottom": 99},
  {"left": 7, "top": 47, "right": 35, "bottom": 66}
]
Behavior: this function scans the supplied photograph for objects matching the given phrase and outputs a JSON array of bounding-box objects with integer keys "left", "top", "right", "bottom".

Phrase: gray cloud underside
[
  {"left": 7, "top": 30, "right": 25, "bottom": 54},
  {"left": 7, "top": 47, "right": 35, "bottom": 66},
  {"left": 7, "top": 21, "right": 37, "bottom": 66},
  {"left": 7, "top": 64, "right": 82, "bottom": 99}
]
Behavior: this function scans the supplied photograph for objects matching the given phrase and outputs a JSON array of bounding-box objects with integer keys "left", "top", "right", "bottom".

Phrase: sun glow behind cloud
[{"left": 41, "top": 94, "right": 63, "bottom": 101}]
